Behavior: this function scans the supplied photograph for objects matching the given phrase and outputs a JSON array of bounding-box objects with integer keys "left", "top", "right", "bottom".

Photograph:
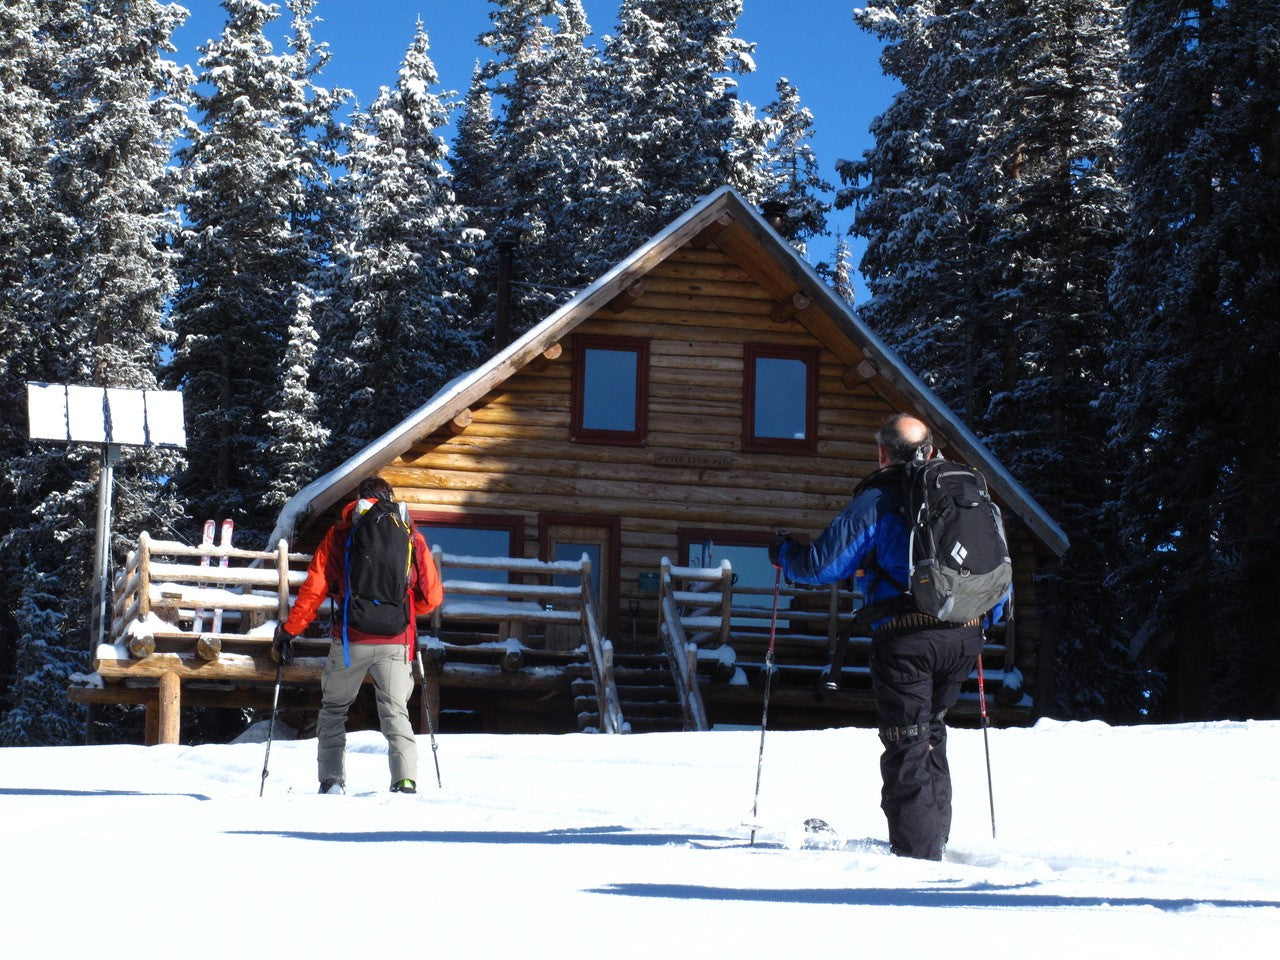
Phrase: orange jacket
[{"left": 283, "top": 499, "right": 443, "bottom": 651}]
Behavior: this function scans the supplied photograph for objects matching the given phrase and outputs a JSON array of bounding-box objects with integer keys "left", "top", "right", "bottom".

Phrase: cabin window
[
  {"left": 412, "top": 512, "right": 523, "bottom": 586},
  {"left": 571, "top": 334, "right": 648, "bottom": 445},
  {"left": 742, "top": 344, "right": 818, "bottom": 453},
  {"left": 679, "top": 530, "right": 793, "bottom": 629}
]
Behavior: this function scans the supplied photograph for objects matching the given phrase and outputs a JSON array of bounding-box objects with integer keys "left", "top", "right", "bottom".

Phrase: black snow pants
[{"left": 870, "top": 623, "right": 982, "bottom": 861}]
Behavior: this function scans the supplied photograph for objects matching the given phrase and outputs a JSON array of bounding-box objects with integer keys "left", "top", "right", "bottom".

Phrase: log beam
[
  {"left": 449, "top": 409, "right": 474, "bottom": 435},
  {"left": 689, "top": 212, "right": 732, "bottom": 249},
  {"left": 528, "top": 342, "right": 563, "bottom": 372},
  {"left": 157, "top": 671, "right": 180, "bottom": 745},
  {"left": 605, "top": 280, "right": 646, "bottom": 313},
  {"left": 841, "top": 358, "right": 879, "bottom": 389},
  {"left": 770, "top": 292, "right": 811, "bottom": 323}
]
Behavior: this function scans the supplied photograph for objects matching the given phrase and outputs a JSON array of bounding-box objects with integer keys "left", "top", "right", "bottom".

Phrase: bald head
[{"left": 875, "top": 414, "right": 935, "bottom": 466}]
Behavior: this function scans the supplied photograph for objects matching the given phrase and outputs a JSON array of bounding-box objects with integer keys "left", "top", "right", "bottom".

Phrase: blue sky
[{"left": 171, "top": 1, "right": 897, "bottom": 301}]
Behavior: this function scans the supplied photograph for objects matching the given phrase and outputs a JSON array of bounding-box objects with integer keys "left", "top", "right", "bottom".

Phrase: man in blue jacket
[{"left": 770, "top": 413, "right": 1005, "bottom": 861}]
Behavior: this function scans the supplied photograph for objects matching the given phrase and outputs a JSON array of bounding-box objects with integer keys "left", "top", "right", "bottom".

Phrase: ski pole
[
  {"left": 259, "top": 658, "right": 284, "bottom": 797},
  {"left": 976, "top": 652, "right": 996, "bottom": 838},
  {"left": 749, "top": 565, "right": 783, "bottom": 847},
  {"left": 416, "top": 651, "right": 443, "bottom": 789}
]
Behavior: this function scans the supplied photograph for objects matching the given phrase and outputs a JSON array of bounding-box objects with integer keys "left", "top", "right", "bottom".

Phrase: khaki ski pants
[{"left": 317, "top": 640, "right": 417, "bottom": 788}]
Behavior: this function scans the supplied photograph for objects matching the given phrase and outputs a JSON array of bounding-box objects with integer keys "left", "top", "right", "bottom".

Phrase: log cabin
[{"left": 81, "top": 186, "right": 1068, "bottom": 742}]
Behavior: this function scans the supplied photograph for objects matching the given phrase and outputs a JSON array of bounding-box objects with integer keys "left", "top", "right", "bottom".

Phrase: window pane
[
  {"left": 685, "top": 541, "right": 792, "bottom": 627},
  {"left": 417, "top": 526, "right": 512, "bottom": 585},
  {"left": 754, "top": 356, "right": 808, "bottom": 440},
  {"left": 582, "top": 348, "right": 637, "bottom": 432}
]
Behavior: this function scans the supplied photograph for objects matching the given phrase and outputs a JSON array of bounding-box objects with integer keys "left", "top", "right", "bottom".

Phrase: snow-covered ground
[{"left": 2, "top": 720, "right": 1277, "bottom": 958}]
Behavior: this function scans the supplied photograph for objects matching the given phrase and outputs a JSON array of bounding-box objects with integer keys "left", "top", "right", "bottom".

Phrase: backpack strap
[{"left": 340, "top": 525, "right": 355, "bottom": 668}]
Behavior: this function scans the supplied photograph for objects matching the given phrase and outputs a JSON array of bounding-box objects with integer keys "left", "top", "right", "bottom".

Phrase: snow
[{"left": 2, "top": 721, "right": 1277, "bottom": 957}]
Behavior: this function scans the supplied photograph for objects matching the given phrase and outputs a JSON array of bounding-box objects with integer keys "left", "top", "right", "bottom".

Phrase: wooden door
[{"left": 540, "top": 515, "right": 619, "bottom": 643}]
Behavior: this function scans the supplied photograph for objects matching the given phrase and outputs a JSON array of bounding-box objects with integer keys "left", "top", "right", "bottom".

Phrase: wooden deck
[{"left": 72, "top": 532, "right": 1028, "bottom": 743}]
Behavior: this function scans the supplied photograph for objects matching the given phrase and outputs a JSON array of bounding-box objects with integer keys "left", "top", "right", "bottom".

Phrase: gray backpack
[{"left": 901, "top": 458, "right": 1012, "bottom": 623}]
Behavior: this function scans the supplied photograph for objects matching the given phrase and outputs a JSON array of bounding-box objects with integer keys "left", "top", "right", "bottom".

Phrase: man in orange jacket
[{"left": 272, "top": 476, "right": 443, "bottom": 794}]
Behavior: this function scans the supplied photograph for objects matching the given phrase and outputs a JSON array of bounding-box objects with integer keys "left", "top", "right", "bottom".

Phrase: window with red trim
[
  {"left": 743, "top": 344, "right": 818, "bottom": 453},
  {"left": 571, "top": 335, "right": 648, "bottom": 445}
]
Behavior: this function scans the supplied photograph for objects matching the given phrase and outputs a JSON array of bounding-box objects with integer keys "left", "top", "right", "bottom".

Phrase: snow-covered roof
[{"left": 269, "top": 186, "right": 1068, "bottom": 557}]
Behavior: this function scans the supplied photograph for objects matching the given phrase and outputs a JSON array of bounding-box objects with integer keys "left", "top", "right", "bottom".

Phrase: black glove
[
  {"left": 271, "top": 625, "right": 296, "bottom": 665},
  {"left": 768, "top": 532, "right": 793, "bottom": 569}
]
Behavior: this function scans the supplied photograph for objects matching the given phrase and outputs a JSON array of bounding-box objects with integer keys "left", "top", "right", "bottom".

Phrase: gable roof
[{"left": 269, "top": 186, "right": 1069, "bottom": 557}]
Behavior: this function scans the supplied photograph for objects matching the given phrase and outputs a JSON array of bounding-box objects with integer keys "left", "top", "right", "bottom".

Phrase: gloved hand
[
  {"left": 768, "top": 532, "right": 793, "bottom": 569},
  {"left": 271, "top": 625, "right": 296, "bottom": 665}
]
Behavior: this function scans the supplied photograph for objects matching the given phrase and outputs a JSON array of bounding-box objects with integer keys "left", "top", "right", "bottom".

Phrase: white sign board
[{"left": 26, "top": 382, "right": 186, "bottom": 447}]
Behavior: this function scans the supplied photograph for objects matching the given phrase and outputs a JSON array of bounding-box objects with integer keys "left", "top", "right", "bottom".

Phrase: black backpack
[
  {"left": 899, "top": 457, "right": 1012, "bottom": 623},
  {"left": 342, "top": 498, "right": 414, "bottom": 638}
]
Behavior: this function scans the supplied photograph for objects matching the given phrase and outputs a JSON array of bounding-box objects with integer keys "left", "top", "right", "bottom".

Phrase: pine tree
[
  {"left": 263, "top": 286, "right": 329, "bottom": 511},
  {"left": 761, "top": 76, "right": 831, "bottom": 254},
  {"left": 1108, "top": 0, "right": 1280, "bottom": 720},
  {"left": 847, "top": 0, "right": 1138, "bottom": 719},
  {"left": 833, "top": 236, "right": 856, "bottom": 307},
  {"left": 841, "top": 0, "right": 989, "bottom": 415},
  {"left": 327, "top": 21, "right": 480, "bottom": 452},
  {"left": 596, "top": 0, "right": 773, "bottom": 259},
  {"left": 450, "top": 64, "right": 501, "bottom": 325},
  {"left": 452, "top": 64, "right": 500, "bottom": 233},
  {"left": 260, "top": 0, "right": 349, "bottom": 501},
  {"left": 476, "top": 0, "right": 608, "bottom": 335},
  {"left": 1, "top": 0, "right": 191, "bottom": 745},
  {"left": 168, "top": 0, "right": 310, "bottom": 541}
]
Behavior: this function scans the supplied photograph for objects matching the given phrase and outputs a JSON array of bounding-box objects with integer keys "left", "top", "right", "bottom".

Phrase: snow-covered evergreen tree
[
  {"left": 450, "top": 64, "right": 501, "bottom": 325},
  {"left": 1108, "top": 0, "right": 1280, "bottom": 721},
  {"left": 263, "top": 286, "right": 329, "bottom": 510},
  {"left": 833, "top": 236, "right": 856, "bottom": 307},
  {"left": 325, "top": 21, "right": 480, "bottom": 453},
  {"left": 451, "top": 64, "right": 500, "bottom": 233},
  {"left": 595, "top": 0, "right": 773, "bottom": 259},
  {"left": 474, "top": 0, "right": 610, "bottom": 335},
  {"left": 1, "top": 0, "right": 191, "bottom": 745},
  {"left": 841, "top": 0, "right": 988, "bottom": 414},
  {"left": 168, "top": 0, "right": 311, "bottom": 541},
  {"left": 761, "top": 76, "right": 831, "bottom": 254},
  {"left": 259, "top": 0, "right": 349, "bottom": 500},
  {"left": 846, "top": 0, "right": 1138, "bottom": 719}
]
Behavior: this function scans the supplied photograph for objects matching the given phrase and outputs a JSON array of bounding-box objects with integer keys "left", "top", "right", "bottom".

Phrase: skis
[
  {"left": 211, "top": 518, "right": 234, "bottom": 635},
  {"left": 799, "top": 818, "right": 891, "bottom": 855},
  {"left": 191, "top": 520, "right": 216, "bottom": 633}
]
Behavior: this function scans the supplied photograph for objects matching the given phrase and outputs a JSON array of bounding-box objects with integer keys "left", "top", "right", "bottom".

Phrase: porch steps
[{"left": 570, "top": 651, "right": 687, "bottom": 733}]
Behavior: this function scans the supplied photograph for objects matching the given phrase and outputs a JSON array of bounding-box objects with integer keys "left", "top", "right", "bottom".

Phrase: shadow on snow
[
  {"left": 587, "top": 881, "right": 1280, "bottom": 913},
  {"left": 228, "top": 824, "right": 740, "bottom": 847},
  {"left": 0, "top": 787, "right": 212, "bottom": 800}
]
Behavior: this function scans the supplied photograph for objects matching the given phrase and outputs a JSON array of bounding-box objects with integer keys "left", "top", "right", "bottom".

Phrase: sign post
[{"left": 26, "top": 382, "right": 187, "bottom": 672}]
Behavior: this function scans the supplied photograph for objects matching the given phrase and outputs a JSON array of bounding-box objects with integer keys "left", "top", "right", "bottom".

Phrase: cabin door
[{"left": 541, "top": 517, "right": 617, "bottom": 644}]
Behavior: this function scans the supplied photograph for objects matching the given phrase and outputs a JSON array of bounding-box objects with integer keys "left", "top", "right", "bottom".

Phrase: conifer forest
[{"left": 1, "top": 0, "right": 1276, "bottom": 744}]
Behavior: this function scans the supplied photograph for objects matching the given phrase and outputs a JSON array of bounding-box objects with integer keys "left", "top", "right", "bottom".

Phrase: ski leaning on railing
[
  {"left": 210, "top": 518, "right": 233, "bottom": 635},
  {"left": 190, "top": 520, "right": 216, "bottom": 633}
]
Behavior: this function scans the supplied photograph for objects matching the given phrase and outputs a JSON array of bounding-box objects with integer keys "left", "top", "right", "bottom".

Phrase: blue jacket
[
  {"left": 779, "top": 466, "right": 910, "bottom": 609},
  {"left": 779, "top": 465, "right": 1010, "bottom": 627}
]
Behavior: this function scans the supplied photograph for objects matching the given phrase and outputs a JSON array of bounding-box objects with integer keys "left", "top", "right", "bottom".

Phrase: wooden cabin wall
[
  {"left": 383, "top": 243, "right": 1045, "bottom": 703},
  {"left": 389, "top": 246, "right": 873, "bottom": 590}
]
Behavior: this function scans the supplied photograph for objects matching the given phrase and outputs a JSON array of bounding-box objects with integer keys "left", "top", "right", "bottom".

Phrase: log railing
[
  {"left": 109, "top": 532, "right": 309, "bottom": 660},
  {"left": 657, "top": 558, "right": 711, "bottom": 731},
  {"left": 426, "top": 549, "right": 624, "bottom": 733},
  {"left": 99, "top": 534, "right": 626, "bottom": 742}
]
